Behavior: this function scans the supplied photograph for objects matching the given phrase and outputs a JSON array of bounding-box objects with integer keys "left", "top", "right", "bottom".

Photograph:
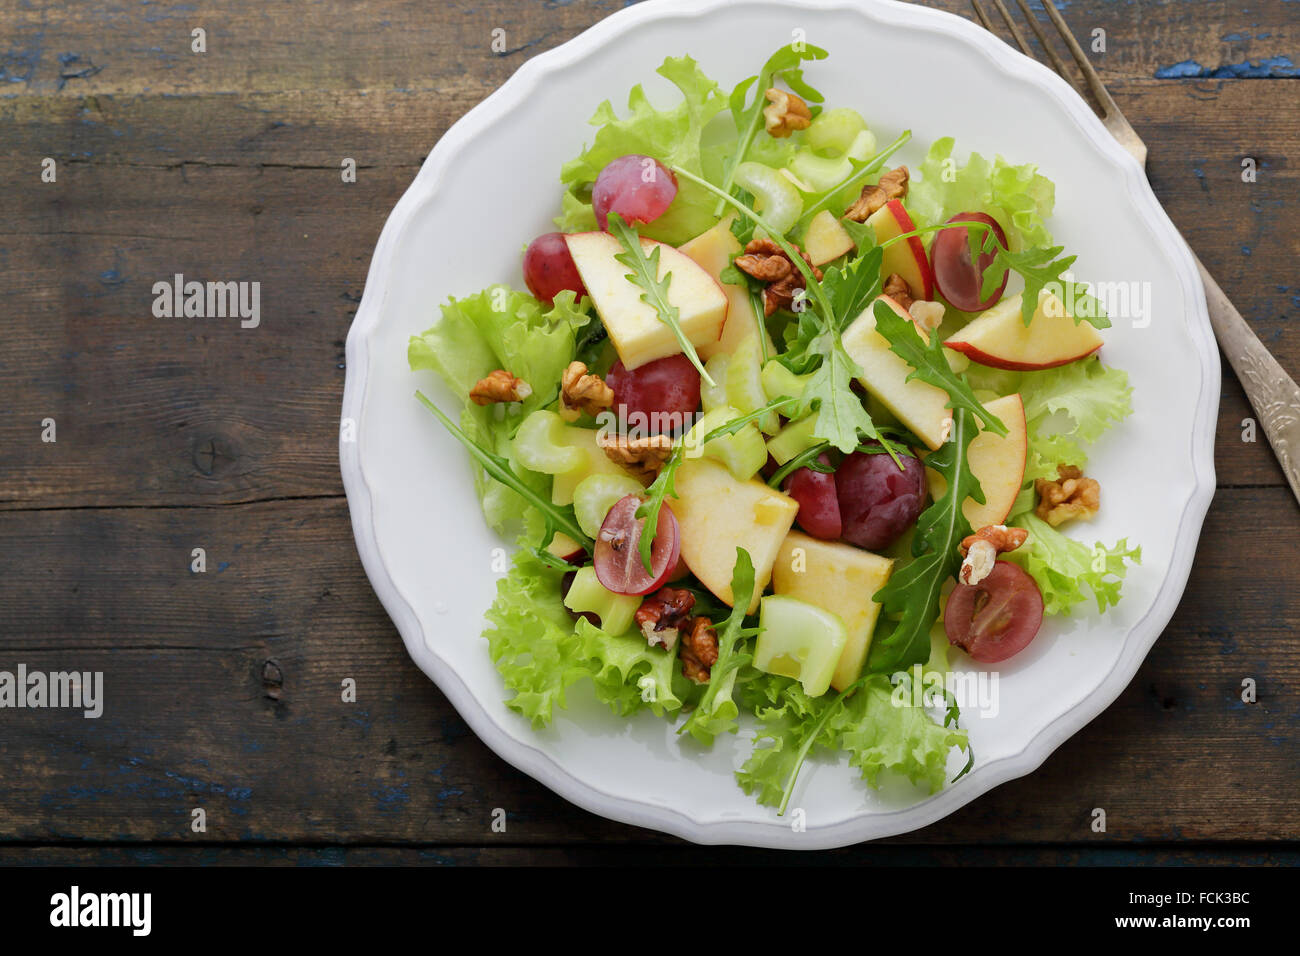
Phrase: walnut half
[
  {"left": 733, "top": 237, "right": 823, "bottom": 316},
  {"left": 469, "top": 369, "right": 532, "bottom": 406},
  {"left": 763, "top": 88, "right": 812, "bottom": 138},
  {"left": 958, "top": 524, "right": 1029, "bottom": 586},
  {"left": 844, "top": 166, "right": 910, "bottom": 222},
  {"left": 1035, "top": 465, "right": 1100, "bottom": 527},
  {"left": 559, "top": 361, "right": 614, "bottom": 422},
  {"left": 634, "top": 587, "right": 695, "bottom": 651},
  {"left": 680, "top": 617, "right": 719, "bottom": 685},
  {"left": 596, "top": 431, "right": 673, "bottom": 482}
]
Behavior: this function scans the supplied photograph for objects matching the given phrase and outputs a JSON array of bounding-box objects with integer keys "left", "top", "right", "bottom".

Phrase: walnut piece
[
  {"left": 1035, "top": 465, "right": 1100, "bottom": 527},
  {"left": 597, "top": 431, "right": 673, "bottom": 482},
  {"left": 679, "top": 616, "right": 719, "bottom": 685},
  {"left": 843, "top": 166, "right": 910, "bottom": 222},
  {"left": 908, "top": 299, "right": 946, "bottom": 333},
  {"left": 883, "top": 273, "right": 915, "bottom": 312},
  {"left": 958, "top": 524, "right": 1029, "bottom": 586},
  {"left": 634, "top": 587, "right": 695, "bottom": 651},
  {"left": 469, "top": 369, "right": 532, "bottom": 406},
  {"left": 733, "top": 237, "right": 824, "bottom": 316},
  {"left": 763, "top": 88, "right": 812, "bottom": 138},
  {"left": 559, "top": 361, "right": 614, "bottom": 422}
]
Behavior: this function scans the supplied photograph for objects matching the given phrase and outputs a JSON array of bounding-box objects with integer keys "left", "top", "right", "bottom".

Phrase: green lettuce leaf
[
  {"left": 908, "top": 136, "right": 1056, "bottom": 251},
  {"left": 556, "top": 55, "right": 728, "bottom": 244},
  {"left": 483, "top": 548, "right": 595, "bottom": 727},
  {"left": 736, "top": 674, "right": 966, "bottom": 809},
  {"left": 575, "top": 618, "right": 685, "bottom": 719},
  {"left": 409, "top": 286, "right": 591, "bottom": 531},
  {"left": 1020, "top": 358, "right": 1133, "bottom": 481},
  {"left": 1007, "top": 505, "right": 1142, "bottom": 616},
  {"left": 838, "top": 676, "right": 968, "bottom": 793}
]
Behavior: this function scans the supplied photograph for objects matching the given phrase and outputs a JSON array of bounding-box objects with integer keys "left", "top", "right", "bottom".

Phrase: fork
[{"left": 970, "top": 0, "right": 1300, "bottom": 505}]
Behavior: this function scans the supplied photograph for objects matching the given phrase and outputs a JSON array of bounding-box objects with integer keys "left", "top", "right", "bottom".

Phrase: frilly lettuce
[
  {"left": 484, "top": 548, "right": 597, "bottom": 727},
  {"left": 737, "top": 674, "right": 967, "bottom": 808},
  {"left": 487, "top": 549, "right": 687, "bottom": 726},
  {"left": 1007, "top": 500, "right": 1142, "bottom": 616},
  {"left": 576, "top": 618, "right": 685, "bottom": 718},
  {"left": 556, "top": 55, "right": 728, "bottom": 245},
  {"left": 408, "top": 286, "right": 591, "bottom": 531},
  {"left": 908, "top": 136, "right": 1056, "bottom": 251}
]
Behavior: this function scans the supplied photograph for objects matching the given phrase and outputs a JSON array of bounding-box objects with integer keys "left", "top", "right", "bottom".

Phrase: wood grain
[{"left": 0, "top": 0, "right": 1296, "bottom": 857}]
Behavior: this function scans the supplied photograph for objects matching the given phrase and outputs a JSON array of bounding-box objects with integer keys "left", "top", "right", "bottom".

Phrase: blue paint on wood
[{"left": 1155, "top": 56, "right": 1297, "bottom": 78}]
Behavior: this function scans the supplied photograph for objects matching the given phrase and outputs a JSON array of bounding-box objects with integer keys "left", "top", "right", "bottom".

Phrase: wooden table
[{"left": 1, "top": 0, "right": 1296, "bottom": 865}]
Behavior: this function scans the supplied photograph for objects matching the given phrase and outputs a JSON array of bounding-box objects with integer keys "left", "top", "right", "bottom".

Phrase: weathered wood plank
[
  {"left": 0, "top": 0, "right": 1294, "bottom": 96},
  {"left": 0, "top": 490, "right": 1294, "bottom": 844},
  {"left": 0, "top": 845, "right": 1295, "bottom": 866}
]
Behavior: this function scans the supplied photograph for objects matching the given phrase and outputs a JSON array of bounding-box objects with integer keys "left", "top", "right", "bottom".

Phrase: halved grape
[
  {"left": 594, "top": 495, "right": 681, "bottom": 596},
  {"left": 523, "top": 232, "right": 587, "bottom": 304},
  {"left": 945, "top": 561, "right": 1044, "bottom": 663},
  {"left": 592, "top": 155, "right": 678, "bottom": 231}
]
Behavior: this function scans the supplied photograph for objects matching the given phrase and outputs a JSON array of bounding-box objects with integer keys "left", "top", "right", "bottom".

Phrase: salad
[{"left": 409, "top": 45, "right": 1140, "bottom": 813}]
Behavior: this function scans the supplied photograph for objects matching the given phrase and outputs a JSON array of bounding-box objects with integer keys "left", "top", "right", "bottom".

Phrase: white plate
[{"left": 340, "top": 0, "right": 1217, "bottom": 848}]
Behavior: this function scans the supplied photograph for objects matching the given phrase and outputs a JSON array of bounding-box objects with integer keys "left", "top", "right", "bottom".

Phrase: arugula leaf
[
  {"left": 819, "top": 245, "right": 884, "bottom": 332},
  {"left": 871, "top": 299, "right": 1008, "bottom": 437},
  {"left": 982, "top": 245, "right": 1111, "bottom": 330},
  {"left": 867, "top": 407, "right": 983, "bottom": 674},
  {"left": 703, "top": 396, "right": 799, "bottom": 442},
  {"left": 801, "top": 333, "right": 881, "bottom": 453},
  {"left": 415, "top": 391, "right": 592, "bottom": 552},
  {"left": 634, "top": 442, "right": 684, "bottom": 573},
  {"left": 679, "top": 548, "right": 757, "bottom": 745},
  {"left": 766, "top": 440, "right": 832, "bottom": 488},
  {"left": 606, "top": 213, "right": 715, "bottom": 385},
  {"left": 715, "top": 43, "right": 829, "bottom": 214}
]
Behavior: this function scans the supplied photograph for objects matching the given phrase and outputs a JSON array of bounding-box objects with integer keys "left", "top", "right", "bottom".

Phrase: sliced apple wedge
[
  {"left": 772, "top": 531, "right": 894, "bottom": 692},
  {"left": 565, "top": 231, "right": 727, "bottom": 370},
  {"left": 677, "top": 217, "right": 773, "bottom": 362},
  {"left": 802, "top": 209, "right": 856, "bottom": 266},
  {"left": 865, "top": 199, "right": 934, "bottom": 300},
  {"left": 924, "top": 393, "right": 1028, "bottom": 529},
  {"left": 944, "top": 291, "right": 1104, "bottom": 370},
  {"left": 672, "top": 458, "right": 799, "bottom": 613},
  {"left": 841, "top": 296, "right": 953, "bottom": 450}
]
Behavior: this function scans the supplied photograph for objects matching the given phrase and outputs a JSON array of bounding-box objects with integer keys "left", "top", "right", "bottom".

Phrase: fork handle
[{"left": 1194, "top": 251, "right": 1300, "bottom": 504}]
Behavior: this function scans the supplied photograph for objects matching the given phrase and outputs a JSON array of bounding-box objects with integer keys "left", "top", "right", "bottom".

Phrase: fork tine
[
  {"left": 1040, "top": 0, "right": 1121, "bottom": 116},
  {"left": 1012, "top": 0, "right": 1073, "bottom": 81},
  {"left": 989, "top": 0, "right": 1034, "bottom": 57},
  {"left": 969, "top": 0, "right": 995, "bottom": 33}
]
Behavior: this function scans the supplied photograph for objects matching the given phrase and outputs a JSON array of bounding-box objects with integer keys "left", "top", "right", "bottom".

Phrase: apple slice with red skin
[
  {"left": 944, "top": 291, "right": 1104, "bottom": 371},
  {"left": 865, "top": 199, "right": 934, "bottom": 301}
]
